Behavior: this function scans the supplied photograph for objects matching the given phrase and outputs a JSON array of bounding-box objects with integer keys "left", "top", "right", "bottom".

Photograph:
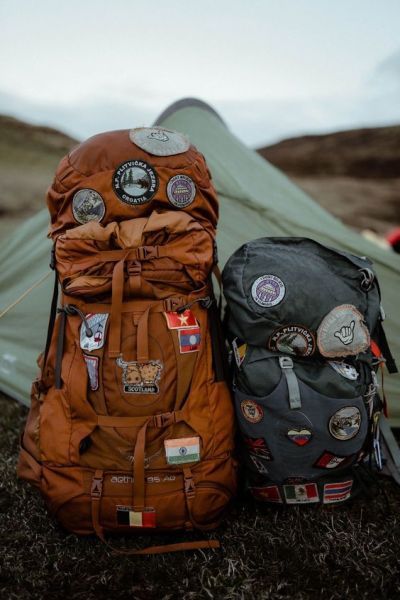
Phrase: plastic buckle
[
  {"left": 137, "top": 246, "right": 158, "bottom": 261},
  {"left": 127, "top": 260, "right": 141, "bottom": 276},
  {"left": 153, "top": 412, "right": 173, "bottom": 428},
  {"left": 91, "top": 476, "right": 103, "bottom": 499},
  {"left": 165, "top": 298, "right": 183, "bottom": 312},
  {"left": 279, "top": 356, "right": 293, "bottom": 369},
  {"left": 184, "top": 475, "right": 196, "bottom": 499}
]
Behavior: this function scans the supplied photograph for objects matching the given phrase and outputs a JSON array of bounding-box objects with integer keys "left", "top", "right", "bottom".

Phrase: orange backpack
[{"left": 18, "top": 127, "right": 237, "bottom": 553}]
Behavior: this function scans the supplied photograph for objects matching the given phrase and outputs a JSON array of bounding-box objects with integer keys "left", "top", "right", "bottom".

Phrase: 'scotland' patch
[
  {"left": 72, "top": 189, "right": 105, "bottom": 224},
  {"left": 129, "top": 127, "right": 190, "bottom": 156},
  {"left": 116, "top": 358, "right": 163, "bottom": 394},
  {"left": 178, "top": 327, "right": 201, "bottom": 353},
  {"left": 268, "top": 324, "right": 315, "bottom": 356},
  {"left": 323, "top": 480, "right": 353, "bottom": 503},
  {"left": 283, "top": 483, "right": 319, "bottom": 504},
  {"left": 80, "top": 313, "right": 109, "bottom": 351},
  {"left": 116, "top": 505, "right": 156, "bottom": 527},
  {"left": 251, "top": 275, "right": 285, "bottom": 308},
  {"left": 83, "top": 354, "right": 99, "bottom": 391},
  {"left": 250, "top": 485, "right": 283, "bottom": 503},
  {"left": 164, "top": 437, "right": 200, "bottom": 464},
  {"left": 164, "top": 309, "right": 197, "bottom": 330},
  {"left": 113, "top": 160, "right": 158, "bottom": 206},
  {"left": 167, "top": 174, "right": 196, "bottom": 208}
]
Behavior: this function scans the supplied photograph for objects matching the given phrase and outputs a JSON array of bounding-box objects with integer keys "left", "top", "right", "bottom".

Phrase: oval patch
[
  {"left": 317, "top": 304, "right": 370, "bottom": 358},
  {"left": 251, "top": 275, "right": 285, "bottom": 308},
  {"left": 167, "top": 174, "right": 196, "bottom": 208},
  {"left": 329, "top": 406, "right": 361, "bottom": 440},
  {"left": 113, "top": 160, "right": 158, "bottom": 206},
  {"left": 269, "top": 324, "right": 315, "bottom": 356},
  {"left": 129, "top": 127, "right": 190, "bottom": 156},
  {"left": 240, "top": 399, "right": 264, "bottom": 424},
  {"left": 72, "top": 189, "right": 105, "bottom": 224}
]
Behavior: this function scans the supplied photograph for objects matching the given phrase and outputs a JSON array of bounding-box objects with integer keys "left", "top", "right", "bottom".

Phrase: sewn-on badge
[
  {"left": 164, "top": 437, "right": 200, "bottom": 465},
  {"left": 80, "top": 313, "right": 109, "bottom": 351},
  {"left": 116, "top": 505, "right": 156, "bottom": 527},
  {"left": 249, "top": 454, "right": 269, "bottom": 474},
  {"left": 72, "top": 189, "right": 105, "bottom": 224},
  {"left": 164, "top": 309, "right": 197, "bottom": 329},
  {"left": 251, "top": 485, "right": 283, "bottom": 503},
  {"left": 323, "top": 480, "right": 353, "bottom": 503},
  {"left": 287, "top": 428, "right": 312, "bottom": 446},
  {"left": 269, "top": 325, "right": 315, "bottom": 356},
  {"left": 232, "top": 338, "right": 247, "bottom": 367},
  {"left": 113, "top": 160, "right": 158, "bottom": 206},
  {"left": 178, "top": 327, "right": 201, "bottom": 353},
  {"left": 167, "top": 174, "right": 196, "bottom": 208},
  {"left": 83, "top": 354, "right": 99, "bottom": 391},
  {"left": 329, "top": 406, "right": 361, "bottom": 440},
  {"left": 314, "top": 451, "right": 352, "bottom": 469},
  {"left": 284, "top": 483, "right": 319, "bottom": 504},
  {"left": 317, "top": 304, "right": 370, "bottom": 357},
  {"left": 243, "top": 437, "right": 273, "bottom": 460},
  {"left": 251, "top": 275, "right": 285, "bottom": 308},
  {"left": 129, "top": 127, "right": 190, "bottom": 156},
  {"left": 328, "top": 361, "right": 359, "bottom": 380},
  {"left": 241, "top": 399, "right": 264, "bottom": 424},
  {"left": 116, "top": 358, "right": 163, "bottom": 394}
]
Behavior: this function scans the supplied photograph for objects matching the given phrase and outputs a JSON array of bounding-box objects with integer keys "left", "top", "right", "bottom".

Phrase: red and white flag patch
[
  {"left": 164, "top": 309, "right": 197, "bottom": 330},
  {"left": 284, "top": 483, "right": 319, "bottom": 504},
  {"left": 323, "top": 480, "right": 353, "bottom": 504},
  {"left": 314, "top": 451, "right": 350, "bottom": 470},
  {"left": 251, "top": 485, "right": 283, "bottom": 503}
]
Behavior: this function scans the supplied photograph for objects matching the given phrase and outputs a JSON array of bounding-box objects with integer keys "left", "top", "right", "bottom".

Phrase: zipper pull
[
  {"left": 279, "top": 356, "right": 301, "bottom": 409},
  {"left": 59, "top": 304, "right": 93, "bottom": 337}
]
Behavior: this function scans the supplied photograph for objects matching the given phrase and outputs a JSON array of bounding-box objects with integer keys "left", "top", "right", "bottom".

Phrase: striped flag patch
[
  {"left": 116, "top": 505, "right": 156, "bottom": 528},
  {"left": 323, "top": 480, "right": 353, "bottom": 504},
  {"left": 164, "top": 436, "right": 200, "bottom": 464},
  {"left": 284, "top": 483, "right": 319, "bottom": 504},
  {"left": 178, "top": 327, "right": 201, "bottom": 353},
  {"left": 251, "top": 485, "right": 283, "bottom": 503}
]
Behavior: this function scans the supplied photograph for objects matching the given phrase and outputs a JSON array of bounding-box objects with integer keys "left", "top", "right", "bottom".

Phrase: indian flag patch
[
  {"left": 283, "top": 483, "right": 319, "bottom": 504},
  {"left": 164, "top": 436, "right": 200, "bottom": 465}
]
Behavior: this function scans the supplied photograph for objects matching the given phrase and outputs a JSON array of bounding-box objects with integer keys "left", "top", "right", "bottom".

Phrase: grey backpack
[{"left": 222, "top": 237, "right": 397, "bottom": 505}]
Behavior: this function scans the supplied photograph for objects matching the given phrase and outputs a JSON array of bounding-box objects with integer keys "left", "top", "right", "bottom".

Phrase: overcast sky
[{"left": 1, "top": 0, "right": 399, "bottom": 145}]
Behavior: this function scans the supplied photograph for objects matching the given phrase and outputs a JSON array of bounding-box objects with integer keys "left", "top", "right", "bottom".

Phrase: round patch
[
  {"left": 179, "top": 446, "right": 187, "bottom": 456},
  {"left": 129, "top": 127, "right": 190, "bottom": 156},
  {"left": 329, "top": 406, "right": 361, "bottom": 440},
  {"left": 72, "top": 189, "right": 105, "bottom": 224},
  {"left": 251, "top": 275, "right": 285, "bottom": 308},
  {"left": 113, "top": 160, "right": 158, "bottom": 206},
  {"left": 241, "top": 399, "right": 264, "bottom": 424},
  {"left": 167, "top": 174, "right": 196, "bottom": 208},
  {"left": 328, "top": 361, "right": 358, "bottom": 381},
  {"left": 269, "top": 324, "right": 315, "bottom": 356}
]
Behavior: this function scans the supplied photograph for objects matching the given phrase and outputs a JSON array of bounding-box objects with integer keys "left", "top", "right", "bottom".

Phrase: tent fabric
[{"left": 1, "top": 98, "right": 399, "bottom": 423}]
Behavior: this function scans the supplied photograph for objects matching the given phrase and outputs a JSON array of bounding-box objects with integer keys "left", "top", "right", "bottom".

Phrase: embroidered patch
[
  {"left": 116, "top": 358, "right": 163, "bottom": 394},
  {"left": 251, "top": 275, "right": 285, "bottom": 308},
  {"left": 240, "top": 399, "right": 264, "bottom": 423},
  {"left": 329, "top": 406, "right": 361, "bottom": 440},
  {"left": 113, "top": 160, "right": 158, "bottom": 206},
  {"left": 72, "top": 189, "right": 105, "bottom": 224},
  {"left": 164, "top": 309, "right": 197, "bottom": 329},
  {"left": 167, "top": 174, "right": 196, "bottom": 208},
  {"left": 314, "top": 451, "right": 352, "bottom": 469},
  {"left": 323, "top": 480, "right": 353, "bottom": 503},
  {"left": 83, "top": 354, "right": 99, "bottom": 391},
  {"left": 269, "top": 324, "right": 315, "bottom": 356},
  {"left": 284, "top": 483, "right": 319, "bottom": 504},
  {"left": 232, "top": 338, "right": 247, "bottom": 367},
  {"left": 164, "top": 437, "right": 200, "bottom": 464},
  {"left": 249, "top": 454, "right": 269, "bottom": 474},
  {"left": 243, "top": 437, "right": 273, "bottom": 460},
  {"left": 287, "top": 428, "right": 312, "bottom": 446},
  {"left": 317, "top": 304, "right": 370, "bottom": 358},
  {"left": 116, "top": 505, "right": 156, "bottom": 527},
  {"left": 129, "top": 127, "right": 190, "bottom": 156},
  {"left": 80, "top": 313, "right": 109, "bottom": 351},
  {"left": 328, "top": 361, "right": 358, "bottom": 380},
  {"left": 178, "top": 327, "right": 201, "bottom": 353},
  {"left": 251, "top": 485, "right": 283, "bottom": 503}
]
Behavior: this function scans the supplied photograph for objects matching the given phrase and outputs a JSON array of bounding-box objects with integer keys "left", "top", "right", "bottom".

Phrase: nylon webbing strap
[
  {"left": 380, "top": 414, "right": 400, "bottom": 474},
  {"left": 42, "top": 267, "right": 59, "bottom": 374},
  {"left": 279, "top": 356, "right": 301, "bottom": 409},
  {"left": 375, "top": 321, "right": 398, "bottom": 374}
]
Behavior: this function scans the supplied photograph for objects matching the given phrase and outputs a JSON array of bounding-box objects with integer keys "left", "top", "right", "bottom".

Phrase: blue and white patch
[
  {"left": 329, "top": 406, "right": 361, "bottom": 440},
  {"left": 80, "top": 313, "right": 109, "bottom": 351},
  {"left": 113, "top": 160, "right": 158, "bottom": 206},
  {"left": 328, "top": 361, "right": 358, "bottom": 380},
  {"left": 72, "top": 189, "right": 105, "bottom": 224},
  {"left": 167, "top": 175, "right": 196, "bottom": 208},
  {"left": 251, "top": 275, "right": 285, "bottom": 308},
  {"left": 129, "top": 127, "right": 190, "bottom": 156}
]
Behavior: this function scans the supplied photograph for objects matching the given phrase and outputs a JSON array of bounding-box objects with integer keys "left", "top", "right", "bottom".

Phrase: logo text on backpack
[{"left": 116, "top": 357, "right": 163, "bottom": 394}]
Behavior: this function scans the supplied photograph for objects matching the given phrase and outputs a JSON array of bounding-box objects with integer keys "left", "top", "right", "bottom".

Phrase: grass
[{"left": 1, "top": 392, "right": 400, "bottom": 600}]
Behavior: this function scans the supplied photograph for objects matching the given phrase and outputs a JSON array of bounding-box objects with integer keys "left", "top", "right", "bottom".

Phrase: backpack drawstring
[{"left": 54, "top": 304, "right": 93, "bottom": 388}]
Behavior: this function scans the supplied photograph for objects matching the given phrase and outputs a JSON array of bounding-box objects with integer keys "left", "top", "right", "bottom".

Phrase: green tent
[{"left": 1, "top": 98, "right": 399, "bottom": 422}]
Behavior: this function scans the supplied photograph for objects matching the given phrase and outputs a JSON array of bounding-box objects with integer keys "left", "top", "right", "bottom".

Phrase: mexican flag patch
[
  {"left": 164, "top": 437, "right": 200, "bottom": 464},
  {"left": 283, "top": 483, "right": 319, "bottom": 504}
]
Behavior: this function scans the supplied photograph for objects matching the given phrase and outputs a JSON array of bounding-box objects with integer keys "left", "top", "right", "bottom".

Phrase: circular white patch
[
  {"left": 241, "top": 399, "right": 264, "bottom": 423},
  {"left": 72, "top": 189, "right": 105, "bottom": 224},
  {"left": 329, "top": 361, "right": 359, "bottom": 381},
  {"left": 329, "top": 406, "right": 361, "bottom": 440},
  {"left": 167, "top": 174, "right": 196, "bottom": 208},
  {"left": 251, "top": 275, "right": 285, "bottom": 308},
  {"left": 129, "top": 127, "right": 190, "bottom": 156},
  {"left": 113, "top": 160, "right": 158, "bottom": 206}
]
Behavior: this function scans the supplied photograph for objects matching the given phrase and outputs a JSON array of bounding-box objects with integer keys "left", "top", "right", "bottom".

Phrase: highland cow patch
[
  {"left": 72, "top": 189, "right": 105, "bottom": 224},
  {"left": 113, "top": 160, "right": 158, "bottom": 206},
  {"left": 268, "top": 325, "right": 315, "bottom": 356},
  {"left": 129, "top": 127, "right": 190, "bottom": 156},
  {"left": 116, "top": 357, "right": 163, "bottom": 394}
]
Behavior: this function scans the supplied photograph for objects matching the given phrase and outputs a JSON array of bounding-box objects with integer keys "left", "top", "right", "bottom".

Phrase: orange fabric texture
[{"left": 18, "top": 127, "right": 237, "bottom": 549}]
